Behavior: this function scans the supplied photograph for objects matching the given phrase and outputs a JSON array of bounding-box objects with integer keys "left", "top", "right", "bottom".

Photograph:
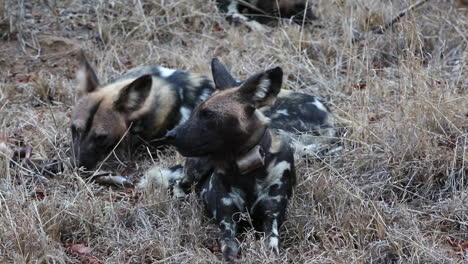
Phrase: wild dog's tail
[
  {"left": 137, "top": 157, "right": 214, "bottom": 198},
  {"left": 137, "top": 165, "right": 187, "bottom": 198},
  {"left": 289, "top": 104, "right": 348, "bottom": 158}
]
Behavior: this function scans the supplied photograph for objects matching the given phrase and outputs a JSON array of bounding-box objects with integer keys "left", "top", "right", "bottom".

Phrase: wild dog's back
[{"left": 262, "top": 90, "right": 343, "bottom": 156}]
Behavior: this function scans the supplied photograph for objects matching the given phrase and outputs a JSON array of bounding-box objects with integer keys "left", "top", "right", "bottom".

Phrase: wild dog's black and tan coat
[
  {"left": 217, "top": 0, "right": 317, "bottom": 31},
  {"left": 71, "top": 57, "right": 340, "bottom": 169},
  {"left": 151, "top": 64, "right": 296, "bottom": 261},
  {"left": 71, "top": 58, "right": 213, "bottom": 169}
]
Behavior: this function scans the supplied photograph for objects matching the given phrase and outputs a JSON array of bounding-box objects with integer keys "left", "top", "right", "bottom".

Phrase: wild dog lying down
[
  {"left": 71, "top": 56, "right": 339, "bottom": 169},
  {"left": 217, "top": 0, "right": 317, "bottom": 31},
  {"left": 159, "top": 66, "right": 295, "bottom": 261}
]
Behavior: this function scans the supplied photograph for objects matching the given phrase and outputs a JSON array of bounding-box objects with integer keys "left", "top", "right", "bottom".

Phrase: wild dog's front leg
[
  {"left": 201, "top": 172, "right": 244, "bottom": 261},
  {"left": 252, "top": 178, "right": 293, "bottom": 254},
  {"left": 255, "top": 196, "right": 288, "bottom": 254},
  {"left": 183, "top": 157, "right": 214, "bottom": 192}
]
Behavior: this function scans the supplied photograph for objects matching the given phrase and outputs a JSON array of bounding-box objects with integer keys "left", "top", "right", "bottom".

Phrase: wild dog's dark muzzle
[{"left": 163, "top": 126, "right": 212, "bottom": 157}]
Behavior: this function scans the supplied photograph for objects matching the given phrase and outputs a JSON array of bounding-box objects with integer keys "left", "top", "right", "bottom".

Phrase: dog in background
[{"left": 216, "top": 0, "right": 317, "bottom": 31}]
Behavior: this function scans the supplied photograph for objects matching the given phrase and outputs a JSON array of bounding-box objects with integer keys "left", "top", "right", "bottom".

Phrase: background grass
[{"left": 0, "top": 0, "right": 467, "bottom": 263}]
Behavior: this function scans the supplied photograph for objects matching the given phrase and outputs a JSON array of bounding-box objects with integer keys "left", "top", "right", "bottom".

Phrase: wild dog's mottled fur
[
  {"left": 217, "top": 0, "right": 317, "bottom": 31},
  {"left": 71, "top": 56, "right": 339, "bottom": 169},
  {"left": 152, "top": 65, "right": 295, "bottom": 261}
]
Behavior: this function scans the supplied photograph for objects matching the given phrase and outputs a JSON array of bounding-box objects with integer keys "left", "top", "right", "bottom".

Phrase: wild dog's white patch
[
  {"left": 137, "top": 165, "right": 184, "bottom": 189},
  {"left": 158, "top": 66, "right": 176, "bottom": 78},
  {"left": 199, "top": 88, "right": 211, "bottom": 102},
  {"left": 327, "top": 145, "right": 344, "bottom": 155},
  {"left": 268, "top": 237, "right": 279, "bottom": 254},
  {"left": 269, "top": 195, "right": 286, "bottom": 203},
  {"left": 251, "top": 160, "right": 290, "bottom": 210},
  {"left": 255, "top": 77, "right": 271, "bottom": 100},
  {"left": 76, "top": 66, "right": 88, "bottom": 94},
  {"left": 245, "top": 20, "right": 268, "bottom": 32},
  {"left": 172, "top": 182, "right": 186, "bottom": 198},
  {"left": 178, "top": 88, "right": 184, "bottom": 101},
  {"left": 296, "top": 142, "right": 321, "bottom": 157},
  {"left": 226, "top": 1, "right": 266, "bottom": 32},
  {"left": 276, "top": 109, "right": 289, "bottom": 116},
  {"left": 178, "top": 106, "right": 191, "bottom": 125},
  {"left": 229, "top": 187, "right": 246, "bottom": 210},
  {"left": 126, "top": 88, "right": 143, "bottom": 110},
  {"left": 254, "top": 110, "right": 271, "bottom": 126},
  {"left": 311, "top": 98, "right": 328, "bottom": 113},
  {"left": 269, "top": 132, "right": 284, "bottom": 154},
  {"left": 220, "top": 220, "right": 235, "bottom": 233},
  {"left": 227, "top": 1, "right": 238, "bottom": 16},
  {"left": 94, "top": 175, "right": 131, "bottom": 186},
  {"left": 272, "top": 219, "right": 279, "bottom": 236},
  {"left": 267, "top": 160, "right": 291, "bottom": 183},
  {"left": 252, "top": 160, "right": 290, "bottom": 199},
  {"left": 209, "top": 175, "right": 214, "bottom": 190},
  {"left": 222, "top": 197, "right": 233, "bottom": 206},
  {"left": 201, "top": 187, "right": 208, "bottom": 198}
]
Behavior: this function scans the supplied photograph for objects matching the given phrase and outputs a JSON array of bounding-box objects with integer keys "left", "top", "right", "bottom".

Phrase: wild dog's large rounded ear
[
  {"left": 238, "top": 67, "right": 283, "bottom": 108},
  {"left": 211, "top": 58, "right": 240, "bottom": 90},
  {"left": 114, "top": 75, "right": 152, "bottom": 113},
  {"left": 76, "top": 51, "right": 100, "bottom": 97}
]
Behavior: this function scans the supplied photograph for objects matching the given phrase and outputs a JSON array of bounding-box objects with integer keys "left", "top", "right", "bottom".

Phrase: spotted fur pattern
[
  {"left": 141, "top": 65, "right": 296, "bottom": 260},
  {"left": 139, "top": 132, "right": 296, "bottom": 259},
  {"left": 71, "top": 61, "right": 213, "bottom": 169},
  {"left": 71, "top": 57, "right": 340, "bottom": 169},
  {"left": 217, "top": 0, "right": 317, "bottom": 31}
]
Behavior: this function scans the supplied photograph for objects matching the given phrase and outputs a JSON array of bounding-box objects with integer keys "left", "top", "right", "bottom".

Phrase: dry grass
[{"left": 0, "top": 0, "right": 467, "bottom": 263}]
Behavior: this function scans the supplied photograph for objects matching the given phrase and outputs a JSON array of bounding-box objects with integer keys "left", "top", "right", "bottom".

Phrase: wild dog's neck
[
  {"left": 127, "top": 77, "right": 178, "bottom": 141},
  {"left": 212, "top": 129, "right": 272, "bottom": 179},
  {"left": 235, "top": 128, "right": 270, "bottom": 174},
  {"left": 237, "top": 125, "right": 268, "bottom": 156},
  {"left": 213, "top": 121, "right": 271, "bottom": 175}
]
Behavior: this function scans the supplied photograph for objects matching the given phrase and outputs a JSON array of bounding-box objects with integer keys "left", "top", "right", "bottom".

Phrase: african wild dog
[
  {"left": 151, "top": 65, "right": 295, "bottom": 261},
  {"left": 217, "top": 0, "right": 317, "bottom": 31},
  {"left": 71, "top": 55, "right": 339, "bottom": 170},
  {"left": 71, "top": 55, "right": 213, "bottom": 169}
]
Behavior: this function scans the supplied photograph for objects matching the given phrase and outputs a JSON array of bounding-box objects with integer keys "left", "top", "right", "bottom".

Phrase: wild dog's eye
[{"left": 199, "top": 109, "right": 215, "bottom": 118}]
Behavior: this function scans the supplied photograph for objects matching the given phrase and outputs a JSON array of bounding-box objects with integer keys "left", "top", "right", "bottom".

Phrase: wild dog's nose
[{"left": 165, "top": 129, "right": 177, "bottom": 141}]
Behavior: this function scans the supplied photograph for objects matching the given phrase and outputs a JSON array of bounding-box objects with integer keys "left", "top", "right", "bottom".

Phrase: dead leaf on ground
[
  {"left": 352, "top": 82, "right": 367, "bottom": 90},
  {"left": 65, "top": 243, "right": 101, "bottom": 264},
  {"left": 447, "top": 236, "right": 468, "bottom": 257},
  {"left": 31, "top": 187, "right": 45, "bottom": 200}
]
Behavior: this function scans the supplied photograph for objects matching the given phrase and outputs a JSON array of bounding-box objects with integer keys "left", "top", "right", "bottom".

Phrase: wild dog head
[
  {"left": 165, "top": 59, "right": 283, "bottom": 160},
  {"left": 71, "top": 55, "right": 152, "bottom": 169}
]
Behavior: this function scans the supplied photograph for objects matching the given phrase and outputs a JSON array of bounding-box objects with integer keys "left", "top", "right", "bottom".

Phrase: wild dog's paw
[
  {"left": 244, "top": 20, "right": 269, "bottom": 33},
  {"left": 266, "top": 236, "right": 280, "bottom": 255},
  {"left": 221, "top": 239, "right": 239, "bottom": 262},
  {"left": 137, "top": 165, "right": 186, "bottom": 198}
]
